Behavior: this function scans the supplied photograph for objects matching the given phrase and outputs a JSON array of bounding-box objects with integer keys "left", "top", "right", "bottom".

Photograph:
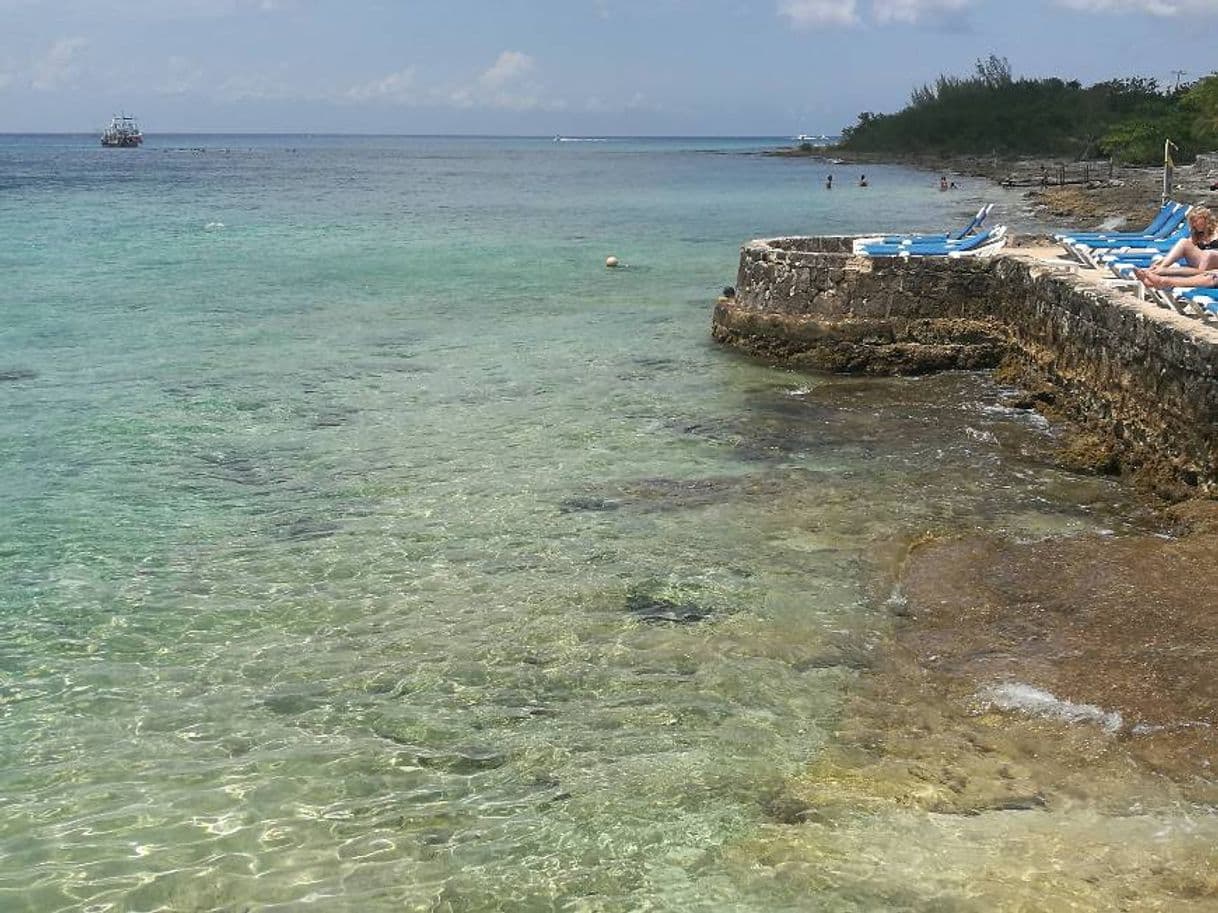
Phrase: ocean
[{"left": 0, "top": 135, "right": 1170, "bottom": 911}]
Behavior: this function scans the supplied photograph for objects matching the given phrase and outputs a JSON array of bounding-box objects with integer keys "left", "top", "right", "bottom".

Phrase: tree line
[{"left": 837, "top": 56, "right": 1218, "bottom": 165}]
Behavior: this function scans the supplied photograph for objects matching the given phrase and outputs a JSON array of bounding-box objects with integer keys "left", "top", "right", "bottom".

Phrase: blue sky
[{"left": 0, "top": 0, "right": 1212, "bottom": 134}]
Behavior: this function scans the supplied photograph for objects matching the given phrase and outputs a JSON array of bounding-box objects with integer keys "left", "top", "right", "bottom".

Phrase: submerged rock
[
  {"left": 310, "top": 408, "right": 358, "bottom": 429},
  {"left": 418, "top": 828, "right": 454, "bottom": 846},
  {"left": 558, "top": 496, "right": 621, "bottom": 514},
  {"left": 198, "top": 451, "right": 293, "bottom": 489},
  {"left": 414, "top": 745, "right": 507, "bottom": 774},
  {"left": 261, "top": 689, "right": 328, "bottom": 716},
  {"left": 761, "top": 789, "right": 817, "bottom": 825},
  {"left": 274, "top": 516, "right": 341, "bottom": 541},
  {"left": 624, "top": 589, "right": 712, "bottom": 624},
  {"left": 614, "top": 473, "right": 800, "bottom": 512}
]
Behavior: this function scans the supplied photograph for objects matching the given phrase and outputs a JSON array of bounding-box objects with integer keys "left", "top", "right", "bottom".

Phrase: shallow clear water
[{"left": 0, "top": 135, "right": 1166, "bottom": 912}]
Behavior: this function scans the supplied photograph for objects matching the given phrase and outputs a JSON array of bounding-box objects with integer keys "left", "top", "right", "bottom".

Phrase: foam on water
[{"left": 978, "top": 682, "right": 1124, "bottom": 733}]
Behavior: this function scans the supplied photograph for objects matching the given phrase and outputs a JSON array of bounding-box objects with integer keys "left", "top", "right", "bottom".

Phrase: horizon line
[{"left": 0, "top": 131, "right": 832, "bottom": 139}]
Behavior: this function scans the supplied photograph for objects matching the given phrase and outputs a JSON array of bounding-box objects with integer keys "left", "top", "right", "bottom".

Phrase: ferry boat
[{"left": 101, "top": 114, "right": 143, "bottom": 147}]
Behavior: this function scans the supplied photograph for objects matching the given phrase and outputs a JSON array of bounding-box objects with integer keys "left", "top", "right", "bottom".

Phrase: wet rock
[
  {"left": 1165, "top": 499, "right": 1218, "bottom": 535},
  {"left": 997, "top": 386, "right": 1055, "bottom": 411},
  {"left": 1054, "top": 432, "right": 1120, "bottom": 476}
]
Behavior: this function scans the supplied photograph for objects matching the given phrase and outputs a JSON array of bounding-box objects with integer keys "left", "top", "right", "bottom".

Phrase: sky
[{"left": 0, "top": 0, "right": 1213, "bottom": 135}]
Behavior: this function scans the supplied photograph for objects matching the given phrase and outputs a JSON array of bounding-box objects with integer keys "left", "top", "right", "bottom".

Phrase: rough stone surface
[{"left": 713, "top": 236, "right": 1218, "bottom": 492}]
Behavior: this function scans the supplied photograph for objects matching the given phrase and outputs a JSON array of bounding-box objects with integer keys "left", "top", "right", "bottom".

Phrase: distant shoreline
[{"left": 766, "top": 141, "right": 1218, "bottom": 229}]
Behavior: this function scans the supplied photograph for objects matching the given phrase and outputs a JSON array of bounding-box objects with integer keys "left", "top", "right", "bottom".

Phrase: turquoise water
[{"left": 0, "top": 136, "right": 1152, "bottom": 912}]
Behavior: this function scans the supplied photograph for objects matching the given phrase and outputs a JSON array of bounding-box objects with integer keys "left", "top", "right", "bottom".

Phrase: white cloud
[
  {"left": 471, "top": 51, "right": 554, "bottom": 110},
  {"left": 777, "top": 0, "right": 1209, "bottom": 27},
  {"left": 343, "top": 53, "right": 562, "bottom": 112},
  {"left": 871, "top": 0, "right": 968, "bottom": 22},
  {"left": 215, "top": 69, "right": 305, "bottom": 101},
  {"left": 449, "top": 86, "right": 548, "bottom": 111},
  {"left": 0, "top": 0, "right": 292, "bottom": 15},
  {"left": 479, "top": 51, "right": 535, "bottom": 90},
  {"left": 31, "top": 37, "right": 88, "bottom": 91},
  {"left": 346, "top": 67, "right": 418, "bottom": 103},
  {"left": 625, "top": 91, "right": 661, "bottom": 113},
  {"left": 778, "top": 0, "right": 859, "bottom": 26},
  {"left": 1053, "top": 0, "right": 1211, "bottom": 12},
  {"left": 159, "top": 55, "right": 205, "bottom": 95}
]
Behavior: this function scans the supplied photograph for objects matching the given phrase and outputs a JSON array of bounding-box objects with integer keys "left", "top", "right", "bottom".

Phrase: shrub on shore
[{"left": 838, "top": 56, "right": 1217, "bottom": 165}]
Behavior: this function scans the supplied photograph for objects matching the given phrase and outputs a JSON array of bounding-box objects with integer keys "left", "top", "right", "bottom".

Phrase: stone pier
[{"left": 712, "top": 236, "right": 1218, "bottom": 493}]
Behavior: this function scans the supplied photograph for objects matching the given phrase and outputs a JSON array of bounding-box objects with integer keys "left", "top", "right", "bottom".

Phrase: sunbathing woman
[{"left": 1145, "top": 206, "right": 1218, "bottom": 277}]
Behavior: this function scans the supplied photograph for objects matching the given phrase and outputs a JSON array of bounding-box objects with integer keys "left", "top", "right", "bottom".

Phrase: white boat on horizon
[{"left": 101, "top": 113, "right": 143, "bottom": 147}]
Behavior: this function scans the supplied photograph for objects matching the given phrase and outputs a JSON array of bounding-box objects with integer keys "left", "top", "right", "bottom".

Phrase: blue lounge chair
[
  {"left": 1102, "top": 245, "right": 1190, "bottom": 275},
  {"left": 853, "top": 225, "right": 1007, "bottom": 258},
  {"left": 869, "top": 204, "right": 993, "bottom": 245},
  {"left": 1053, "top": 201, "right": 1182, "bottom": 244},
  {"left": 1059, "top": 204, "right": 1190, "bottom": 267},
  {"left": 1139, "top": 279, "right": 1218, "bottom": 320},
  {"left": 1077, "top": 220, "right": 1188, "bottom": 251},
  {"left": 1068, "top": 220, "right": 1190, "bottom": 268}
]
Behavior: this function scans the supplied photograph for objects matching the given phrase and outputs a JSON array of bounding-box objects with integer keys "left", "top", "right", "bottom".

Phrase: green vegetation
[{"left": 838, "top": 56, "right": 1218, "bottom": 165}]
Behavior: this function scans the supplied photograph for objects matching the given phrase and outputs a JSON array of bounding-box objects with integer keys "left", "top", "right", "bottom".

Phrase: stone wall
[
  {"left": 719, "top": 237, "right": 1010, "bottom": 374},
  {"left": 713, "top": 237, "right": 1218, "bottom": 492}
]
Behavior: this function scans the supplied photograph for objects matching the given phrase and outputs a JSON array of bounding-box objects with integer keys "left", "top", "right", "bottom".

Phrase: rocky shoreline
[
  {"left": 744, "top": 420, "right": 1218, "bottom": 907},
  {"left": 745, "top": 505, "right": 1218, "bottom": 909},
  {"left": 770, "top": 144, "right": 1218, "bottom": 229}
]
